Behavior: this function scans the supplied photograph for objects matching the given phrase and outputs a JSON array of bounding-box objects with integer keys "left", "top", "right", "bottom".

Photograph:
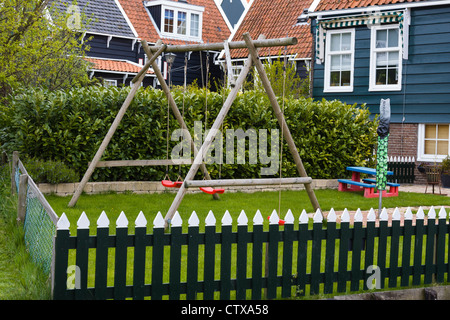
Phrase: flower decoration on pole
[{"left": 376, "top": 98, "right": 391, "bottom": 214}]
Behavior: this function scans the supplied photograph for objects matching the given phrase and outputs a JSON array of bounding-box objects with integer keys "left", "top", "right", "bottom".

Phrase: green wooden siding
[{"left": 312, "top": 5, "right": 450, "bottom": 124}]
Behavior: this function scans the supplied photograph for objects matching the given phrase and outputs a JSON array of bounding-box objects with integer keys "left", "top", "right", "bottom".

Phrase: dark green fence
[
  {"left": 52, "top": 205, "right": 450, "bottom": 300},
  {"left": 388, "top": 156, "right": 415, "bottom": 183}
]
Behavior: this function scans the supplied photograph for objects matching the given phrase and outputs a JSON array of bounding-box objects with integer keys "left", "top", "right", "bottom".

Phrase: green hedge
[{"left": 0, "top": 86, "right": 378, "bottom": 181}]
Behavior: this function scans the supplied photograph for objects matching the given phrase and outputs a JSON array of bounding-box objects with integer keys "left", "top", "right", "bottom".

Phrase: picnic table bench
[{"left": 338, "top": 166, "right": 400, "bottom": 198}]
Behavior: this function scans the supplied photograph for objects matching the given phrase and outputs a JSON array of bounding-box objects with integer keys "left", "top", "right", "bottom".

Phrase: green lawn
[{"left": 47, "top": 188, "right": 450, "bottom": 235}]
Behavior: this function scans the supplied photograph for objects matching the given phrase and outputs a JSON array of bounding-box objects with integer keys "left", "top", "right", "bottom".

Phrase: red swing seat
[
  {"left": 200, "top": 187, "right": 225, "bottom": 195},
  {"left": 161, "top": 180, "right": 183, "bottom": 188}
]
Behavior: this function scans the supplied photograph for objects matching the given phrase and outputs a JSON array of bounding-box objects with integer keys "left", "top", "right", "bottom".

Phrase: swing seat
[
  {"left": 199, "top": 187, "right": 225, "bottom": 195},
  {"left": 161, "top": 180, "right": 183, "bottom": 188},
  {"left": 267, "top": 216, "right": 286, "bottom": 226}
]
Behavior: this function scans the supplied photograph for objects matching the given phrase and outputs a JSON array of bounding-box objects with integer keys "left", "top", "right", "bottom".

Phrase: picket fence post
[
  {"left": 169, "top": 211, "right": 183, "bottom": 300},
  {"left": 152, "top": 212, "right": 165, "bottom": 300},
  {"left": 400, "top": 207, "right": 413, "bottom": 287},
  {"left": 236, "top": 210, "right": 249, "bottom": 299},
  {"left": 75, "top": 212, "right": 90, "bottom": 300},
  {"left": 337, "top": 209, "right": 350, "bottom": 292},
  {"left": 311, "top": 209, "right": 322, "bottom": 295},
  {"left": 281, "top": 209, "right": 295, "bottom": 298},
  {"left": 220, "top": 210, "right": 232, "bottom": 300},
  {"left": 252, "top": 210, "right": 264, "bottom": 299},
  {"left": 413, "top": 207, "right": 425, "bottom": 285},
  {"left": 133, "top": 211, "right": 147, "bottom": 300},
  {"left": 204, "top": 211, "right": 216, "bottom": 300},
  {"left": 53, "top": 213, "right": 70, "bottom": 300},
  {"left": 114, "top": 212, "right": 129, "bottom": 300},
  {"left": 296, "top": 210, "right": 309, "bottom": 296},
  {"left": 324, "top": 208, "right": 337, "bottom": 294},
  {"left": 351, "top": 209, "right": 364, "bottom": 291},
  {"left": 95, "top": 211, "right": 110, "bottom": 300},
  {"left": 187, "top": 211, "right": 200, "bottom": 299}
]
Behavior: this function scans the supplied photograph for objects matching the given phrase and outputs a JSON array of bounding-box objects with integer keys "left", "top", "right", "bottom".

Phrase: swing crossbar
[
  {"left": 92, "top": 159, "right": 192, "bottom": 168},
  {"left": 184, "top": 177, "right": 312, "bottom": 188}
]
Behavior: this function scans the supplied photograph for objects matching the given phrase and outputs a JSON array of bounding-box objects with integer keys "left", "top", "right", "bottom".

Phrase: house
[
  {"left": 54, "top": 0, "right": 231, "bottom": 88},
  {"left": 223, "top": 0, "right": 317, "bottom": 89},
  {"left": 53, "top": 0, "right": 155, "bottom": 87},
  {"left": 308, "top": 0, "right": 450, "bottom": 183}
]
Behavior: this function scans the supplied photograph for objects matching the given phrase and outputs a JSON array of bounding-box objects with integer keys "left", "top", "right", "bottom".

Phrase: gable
[
  {"left": 118, "top": 0, "right": 230, "bottom": 44},
  {"left": 52, "top": 0, "right": 136, "bottom": 38},
  {"left": 230, "top": 0, "right": 314, "bottom": 59}
]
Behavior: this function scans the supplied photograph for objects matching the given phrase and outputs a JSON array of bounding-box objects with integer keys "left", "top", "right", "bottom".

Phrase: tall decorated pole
[{"left": 376, "top": 99, "right": 391, "bottom": 216}]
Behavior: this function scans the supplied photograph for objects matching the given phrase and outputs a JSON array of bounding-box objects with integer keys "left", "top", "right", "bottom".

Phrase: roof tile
[
  {"left": 315, "top": 0, "right": 424, "bottom": 12},
  {"left": 117, "top": 0, "right": 230, "bottom": 44},
  {"left": 231, "top": 0, "right": 314, "bottom": 59},
  {"left": 86, "top": 58, "right": 154, "bottom": 74}
]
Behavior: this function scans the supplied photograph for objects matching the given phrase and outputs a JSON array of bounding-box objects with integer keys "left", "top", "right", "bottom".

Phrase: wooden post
[
  {"left": 148, "top": 37, "right": 297, "bottom": 53},
  {"left": 10, "top": 151, "right": 19, "bottom": 195},
  {"left": 17, "top": 174, "right": 28, "bottom": 223},
  {"left": 141, "top": 41, "right": 220, "bottom": 200},
  {"left": 163, "top": 43, "right": 256, "bottom": 227},
  {"left": 68, "top": 43, "right": 167, "bottom": 207},
  {"left": 242, "top": 32, "right": 321, "bottom": 214}
]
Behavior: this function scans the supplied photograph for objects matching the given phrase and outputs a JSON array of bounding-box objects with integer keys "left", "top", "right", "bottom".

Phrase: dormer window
[{"left": 145, "top": 0, "right": 204, "bottom": 41}]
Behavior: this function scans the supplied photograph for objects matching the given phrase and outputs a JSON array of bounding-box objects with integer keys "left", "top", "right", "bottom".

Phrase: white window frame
[
  {"left": 158, "top": 2, "right": 203, "bottom": 41},
  {"left": 103, "top": 79, "right": 117, "bottom": 87},
  {"left": 369, "top": 24, "right": 402, "bottom": 92},
  {"left": 417, "top": 124, "right": 450, "bottom": 162},
  {"left": 323, "top": 28, "right": 355, "bottom": 93}
]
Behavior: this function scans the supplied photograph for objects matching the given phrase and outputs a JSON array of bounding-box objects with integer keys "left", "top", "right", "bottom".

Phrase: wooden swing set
[{"left": 68, "top": 33, "right": 321, "bottom": 226}]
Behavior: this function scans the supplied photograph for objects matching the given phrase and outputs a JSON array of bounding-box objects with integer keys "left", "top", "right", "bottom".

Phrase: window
[
  {"left": 418, "top": 124, "right": 450, "bottom": 161},
  {"left": 147, "top": 1, "right": 204, "bottom": 41},
  {"left": 190, "top": 13, "right": 199, "bottom": 37},
  {"left": 370, "top": 25, "right": 402, "bottom": 91},
  {"left": 177, "top": 11, "right": 186, "bottom": 35},
  {"left": 164, "top": 9, "right": 174, "bottom": 33},
  {"left": 103, "top": 79, "right": 117, "bottom": 87},
  {"left": 324, "top": 29, "right": 355, "bottom": 92}
]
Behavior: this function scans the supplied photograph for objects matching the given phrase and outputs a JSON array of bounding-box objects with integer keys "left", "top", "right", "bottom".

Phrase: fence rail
[
  {"left": 388, "top": 156, "right": 416, "bottom": 183},
  {"left": 53, "top": 206, "right": 450, "bottom": 300}
]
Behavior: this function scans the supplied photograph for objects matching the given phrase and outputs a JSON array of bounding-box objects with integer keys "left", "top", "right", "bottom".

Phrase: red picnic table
[{"left": 338, "top": 166, "right": 400, "bottom": 198}]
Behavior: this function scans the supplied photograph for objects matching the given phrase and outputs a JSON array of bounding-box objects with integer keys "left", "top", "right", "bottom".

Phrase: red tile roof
[
  {"left": 86, "top": 58, "right": 154, "bottom": 74},
  {"left": 230, "top": 0, "right": 314, "bottom": 59},
  {"left": 315, "top": 0, "right": 424, "bottom": 12},
  {"left": 117, "top": 0, "right": 231, "bottom": 45}
]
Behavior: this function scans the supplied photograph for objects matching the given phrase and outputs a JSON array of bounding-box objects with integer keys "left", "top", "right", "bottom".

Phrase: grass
[
  {"left": 0, "top": 165, "right": 51, "bottom": 300},
  {"left": 47, "top": 188, "right": 450, "bottom": 234}
]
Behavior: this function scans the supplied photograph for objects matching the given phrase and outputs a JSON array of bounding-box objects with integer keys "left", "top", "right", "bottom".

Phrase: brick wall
[{"left": 387, "top": 123, "right": 428, "bottom": 184}]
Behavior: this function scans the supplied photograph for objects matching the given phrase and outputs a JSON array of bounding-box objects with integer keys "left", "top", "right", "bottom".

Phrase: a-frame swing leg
[
  {"left": 140, "top": 41, "right": 220, "bottom": 200},
  {"left": 68, "top": 42, "right": 167, "bottom": 207},
  {"left": 242, "top": 33, "right": 321, "bottom": 215},
  {"left": 163, "top": 38, "right": 260, "bottom": 227}
]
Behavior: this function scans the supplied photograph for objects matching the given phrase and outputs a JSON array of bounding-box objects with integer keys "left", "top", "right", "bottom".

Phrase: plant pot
[{"left": 441, "top": 174, "right": 450, "bottom": 188}]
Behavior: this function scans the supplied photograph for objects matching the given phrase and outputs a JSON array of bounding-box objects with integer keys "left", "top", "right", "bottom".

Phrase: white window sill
[
  {"left": 323, "top": 87, "right": 354, "bottom": 93},
  {"left": 417, "top": 155, "right": 448, "bottom": 163},
  {"left": 369, "top": 85, "right": 402, "bottom": 92}
]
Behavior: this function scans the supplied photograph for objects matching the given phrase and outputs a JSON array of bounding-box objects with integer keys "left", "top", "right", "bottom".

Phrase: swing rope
[{"left": 278, "top": 41, "right": 289, "bottom": 218}]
